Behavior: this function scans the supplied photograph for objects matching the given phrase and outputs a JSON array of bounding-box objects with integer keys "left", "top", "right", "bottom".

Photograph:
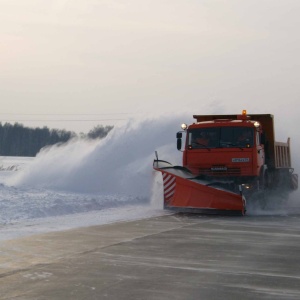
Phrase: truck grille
[{"left": 199, "top": 166, "right": 241, "bottom": 176}]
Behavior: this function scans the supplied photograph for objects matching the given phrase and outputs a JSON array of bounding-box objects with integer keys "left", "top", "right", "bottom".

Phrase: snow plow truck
[{"left": 153, "top": 110, "right": 298, "bottom": 215}]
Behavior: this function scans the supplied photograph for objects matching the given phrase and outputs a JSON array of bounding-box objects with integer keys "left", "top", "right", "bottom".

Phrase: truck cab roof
[{"left": 189, "top": 119, "right": 257, "bottom": 129}]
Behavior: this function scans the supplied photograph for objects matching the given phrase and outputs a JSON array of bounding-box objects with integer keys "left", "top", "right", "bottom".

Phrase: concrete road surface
[{"left": 1, "top": 213, "right": 300, "bottom": 299}]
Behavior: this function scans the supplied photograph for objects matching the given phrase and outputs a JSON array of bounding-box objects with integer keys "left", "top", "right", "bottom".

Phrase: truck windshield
[{"left": 188, "top": 127, "right": 254, "bottom": 149}]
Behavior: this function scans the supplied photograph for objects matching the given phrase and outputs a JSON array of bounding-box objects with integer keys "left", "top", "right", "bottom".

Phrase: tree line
[{"left": 0, "top": 122, "right": 113, "bottom": 157}]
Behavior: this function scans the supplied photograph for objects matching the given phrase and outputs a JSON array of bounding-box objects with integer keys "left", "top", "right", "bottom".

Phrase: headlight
[{"left": 181, "top": 123, "right": 187, "bottom": 130}]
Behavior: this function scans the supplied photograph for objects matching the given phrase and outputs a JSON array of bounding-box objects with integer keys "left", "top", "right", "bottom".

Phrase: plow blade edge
[{"left": 153, "top": 160, "right": 246, "bottom": 215}]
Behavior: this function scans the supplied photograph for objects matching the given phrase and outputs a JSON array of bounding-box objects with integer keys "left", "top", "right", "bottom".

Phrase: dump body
[{"left": 274, "top": 138, "right": 292, "bottom": 168}]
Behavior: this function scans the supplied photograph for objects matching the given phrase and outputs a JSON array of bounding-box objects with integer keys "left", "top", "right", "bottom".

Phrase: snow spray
[{"left": 7, "top": 114, "right": 188, "bottom": 202}]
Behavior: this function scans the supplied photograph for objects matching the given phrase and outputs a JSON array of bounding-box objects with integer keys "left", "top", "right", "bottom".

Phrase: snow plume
[{"left": 7, "top": 114, "right": 187, "bottom": 198}]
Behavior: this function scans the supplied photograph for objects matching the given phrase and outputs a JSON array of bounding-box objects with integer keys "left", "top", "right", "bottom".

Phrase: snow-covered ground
[{"left": 0, "top": 155, "right": 171, "bottom": 241}]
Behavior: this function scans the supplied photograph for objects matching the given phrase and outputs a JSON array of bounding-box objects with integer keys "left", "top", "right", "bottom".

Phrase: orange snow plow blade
[{"left": 153, "top": 160, "right": 246, "bottom": 215}]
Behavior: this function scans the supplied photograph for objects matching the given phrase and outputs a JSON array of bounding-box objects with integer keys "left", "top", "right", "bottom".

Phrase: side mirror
[
  {"left": 176, "top": 132, "right": 182, "bottom": 150},
  {"left": 176, "top": 132, "right": 182, "bottom": 139},
  {"left": 177, "top": 138, "right": 182, "bottom": 150}
]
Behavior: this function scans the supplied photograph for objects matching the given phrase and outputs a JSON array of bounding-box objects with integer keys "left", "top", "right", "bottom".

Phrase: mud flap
[{"left": 153, "top": 159, "right": 246, "bottom": 215}]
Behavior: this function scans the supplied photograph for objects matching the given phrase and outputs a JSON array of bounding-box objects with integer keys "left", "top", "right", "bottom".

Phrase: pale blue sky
[{"left": 1, "top": 0, "right": 300, "bottom": 132}]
